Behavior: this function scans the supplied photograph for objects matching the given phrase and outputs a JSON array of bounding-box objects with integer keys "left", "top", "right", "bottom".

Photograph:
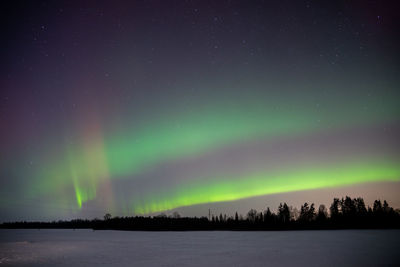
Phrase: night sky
[{"left": 1, "top": 0, "right": 399, "bottom": 221}]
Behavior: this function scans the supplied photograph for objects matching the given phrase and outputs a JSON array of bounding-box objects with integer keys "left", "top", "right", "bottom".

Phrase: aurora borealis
[{"left": 1, "top": 1, "right": 399, "bottom": 221}]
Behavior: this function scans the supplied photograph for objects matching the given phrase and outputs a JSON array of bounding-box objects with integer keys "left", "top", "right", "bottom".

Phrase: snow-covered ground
[{"left": 0, "top": 229, "right": 398, "bottom": 266}]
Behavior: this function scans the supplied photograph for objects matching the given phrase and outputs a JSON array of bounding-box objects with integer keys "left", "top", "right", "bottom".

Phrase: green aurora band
[
  {"left": 130, "top": 160, "right": 400, "bottom": 214},
  {"left": 29, "top": 99, "right": 400, "bottom": 212}
]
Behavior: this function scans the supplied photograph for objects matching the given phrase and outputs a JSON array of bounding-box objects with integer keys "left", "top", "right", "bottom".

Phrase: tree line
[{"left": 2, "top": 196, "right": 399, "bottom": 231}]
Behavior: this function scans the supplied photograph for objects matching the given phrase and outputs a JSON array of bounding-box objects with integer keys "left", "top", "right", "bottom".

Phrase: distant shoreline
[
  {"left": 2, "top": 196, "right": 399, "bottom": 231},
  {"left": 2, "top": 224, "right": 400, "bottom": 232},
  {"left": 1, "top": 228, "right": 400, "bottom": 232}
]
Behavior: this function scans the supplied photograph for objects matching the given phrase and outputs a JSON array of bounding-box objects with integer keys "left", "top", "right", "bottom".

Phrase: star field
[{"left": 0, "top": 0, "right": 399, "bottom": 221}]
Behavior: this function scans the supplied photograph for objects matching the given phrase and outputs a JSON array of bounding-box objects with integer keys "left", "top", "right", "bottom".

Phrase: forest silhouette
[{"left": 2, "top": 196, "right": 399, "bottom": 231}]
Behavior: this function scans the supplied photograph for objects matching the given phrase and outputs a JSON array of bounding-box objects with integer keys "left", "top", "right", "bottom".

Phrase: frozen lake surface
[{"left": 0, "top": 229, "right": 399, "bottom": 266}]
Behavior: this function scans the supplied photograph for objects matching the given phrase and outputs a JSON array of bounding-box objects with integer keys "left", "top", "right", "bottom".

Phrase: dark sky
[{"left": 1, "top": 0, "right": 399, "bottom": 221}]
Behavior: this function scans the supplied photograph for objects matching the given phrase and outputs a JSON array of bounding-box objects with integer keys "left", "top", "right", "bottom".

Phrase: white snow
[{"left": 0, "top": 229, "right": 398, "bottom": 266}]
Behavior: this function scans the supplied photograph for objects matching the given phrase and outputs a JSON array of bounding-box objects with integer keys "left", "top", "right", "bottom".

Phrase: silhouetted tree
[
  {"left": 172, "top": 211, "right": 181, "bottom": 219},
  {"left": 383, "top": 200, "right": 391, "bottom": 213},
  {"left": 264, "top": 207, "right": 273, "bottom": 225},
  {"left": 299, "top": 202, "right": 315, "bottom": 222},
  {"left": 247, "top": 209, "right": 257, "bottom": 222},
  {"left": 341, "top": 196, "right": 356, "bottom": 217},
  {"left": 316, "top": 204, "right": 328, "bottom": 222},
  {"left": 235, "top": 212, "right": 239, "bottom": 222},
  {"left": 255, "top": 212, "right": 263, "bottom": 223},
  {"left": 373, "top": 200, "right": 383, "bottom": 214},
  {"left": 354, "top": 197, "right": 367, "bottom": 215},
  {"left": 104, "top": 213, "right": 111, "bottom": 220},
  {"left": 330, "top": 198, "right": 340, "bottom": 219},
  {"left": 278, "top": 203, "right": 290, "bottom": 224}
]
